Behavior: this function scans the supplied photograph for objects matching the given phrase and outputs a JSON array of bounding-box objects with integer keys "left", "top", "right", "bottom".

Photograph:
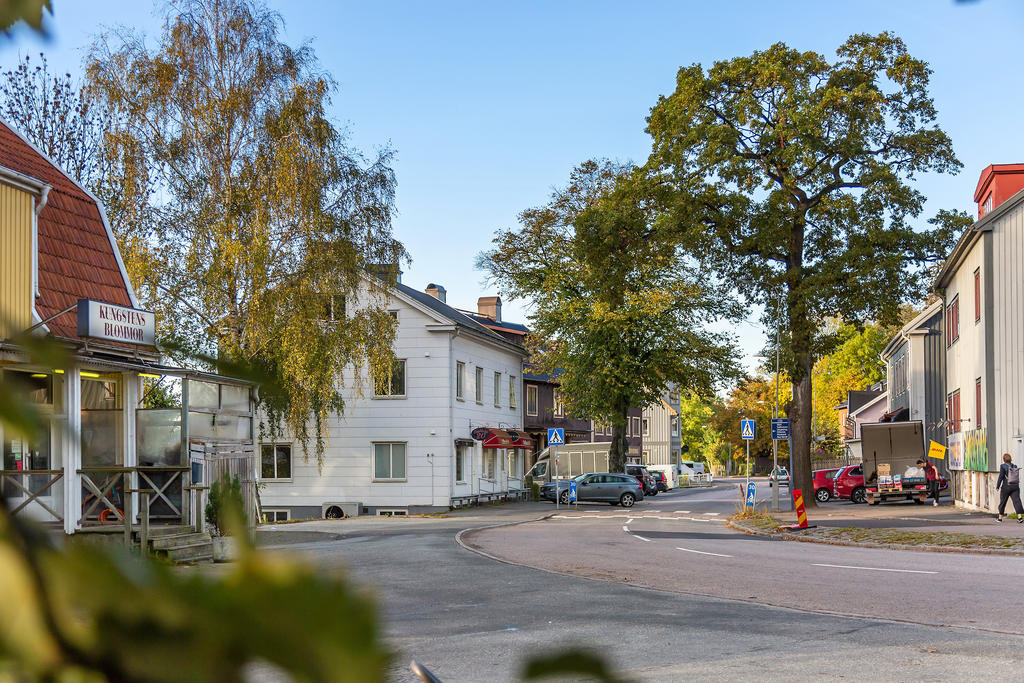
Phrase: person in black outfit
[{"left": 996, "top": 452, "right": 1023, "bottom": 523}]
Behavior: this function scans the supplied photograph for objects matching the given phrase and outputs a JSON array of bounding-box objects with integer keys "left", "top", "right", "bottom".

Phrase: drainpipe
[{"left": 32, "top": 185, "right": 51, "bottom": 299}]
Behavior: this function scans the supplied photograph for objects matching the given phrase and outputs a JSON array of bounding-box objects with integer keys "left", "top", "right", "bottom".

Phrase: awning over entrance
[{"left": 470, "top": 427, "right": 534, "bottom": 449}]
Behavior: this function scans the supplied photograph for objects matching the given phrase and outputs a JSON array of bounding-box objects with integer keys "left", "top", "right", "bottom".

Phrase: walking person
[
  {"left": 996, "top": 453, "right": 1024, "bottom": 523},
  {"left": 917, "top": 458, "right": 941, "bottom": 506}
]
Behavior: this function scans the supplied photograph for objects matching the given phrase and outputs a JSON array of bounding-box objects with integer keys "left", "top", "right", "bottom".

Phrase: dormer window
[{"left": 981, "top": 193, "right": 993, "bottom": 217}]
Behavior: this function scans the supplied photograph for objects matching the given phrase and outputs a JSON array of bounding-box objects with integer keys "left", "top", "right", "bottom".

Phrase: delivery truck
[
  {"left": 859, "top": 421, "right": 931, "bottom": 505},
  {"left": 525, "top": 442, "right": 611, "bottom": 484}
]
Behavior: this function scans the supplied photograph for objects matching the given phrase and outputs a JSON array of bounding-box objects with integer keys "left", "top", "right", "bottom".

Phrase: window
[
  {"left": 974, "top": 269, "right": 981, "bottom": 322},
  {"left": 373, "top": 442, "right": 406, "bottom": 481},
  {"left": 976, "top": 378, "right": 982, "bottom": 429},
  {"left": 526, "top": 385, "right": 538, "bottom": 416},
  {"left": 892, "top": 354, "right": 907, "bottom": 397},
  {"left": 314, "top": 294, "right": 346, "bottom": 322},
  {"left": 493, "top": 371, "right": 501, "bottom": 406},
  {"left": 509, "top": 375, "right": 517, "bottom": 409},
  {"left": 982, "top": 192, "right": 993, "bottom": 217},
  {"left": 946, "top": 296, "right": 959, "bottom": 346},
  {"left": 631, "top": 416, "right": 640, "bottom": 436},
  {"left": 553, "top": 389, "right": 564, "bottom": 417},
  {"left": 456, "top": 361, "right": 465, "bottom": 400},
  {"left": 642, "top": 418, "right": 650, "bottom": 437},
  {"left": 455, "top": 444, "right": 466, "bottom": 483},
  {"left": 482, "top": 448, "right": 498, "bottom": 480},
  {"left": 374, "top": 359, "right": 406, "bottom": 397},
  {"left": 946, "top": 390, "right": 961, "bottom": 434},
  {"left": 671, "top": 416, "right": 679, "bottom": 437},
  {"left": 261, "top": 444, "right": 292, "bottom": 480},
  {"left": 475, "top": 367, "right": 483, "bottom": 403},
  {"left": 262, "top": 509, "right": 289, "bottom": 523}
]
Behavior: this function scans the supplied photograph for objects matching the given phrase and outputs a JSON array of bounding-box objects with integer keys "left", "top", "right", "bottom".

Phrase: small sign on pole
[
  {"left": 745, "top": 481, "right": 756, "bottom": 507},
  {"left": 547, "top": 428, "right": 565, "bottom": 446},
  {"left": 569, "top": 479, "right": 577, "bottom": 504},
  {"left": 771, "top": 418, "right": 790, "bottom": 440},
  {"left": 740, "top": 419, "right": 756, "bottom": 440}
]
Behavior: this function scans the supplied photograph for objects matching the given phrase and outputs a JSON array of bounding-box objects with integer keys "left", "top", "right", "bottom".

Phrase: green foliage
[
  {"left": 645, "top": 32, "right": 966, "bottom": 494},
  {"left": 531, "top": 481, "right": 541, "bottom": 502},
  {"left": 811, "top": 322, "right": 890, "bottom": 443},
  {"left": 0, "top": 0, "right": 50, "bottom": 37},
  {"left": 521, "top": 648, "right": 626, "bottom": 682},
  {"left": 0, "top": 506, "right": 390, "bottom": 681},
  {"left": 205, "top": 474, "right": 243, "bottom": 538},
  {"left": 85, "top": 0, "right": 406, "bottom": 465},
  {"left": 713, "top": 375, "right": 792, "bottom": 465},
  {"left": 481, "top": 160, "right": 740, "bottom": 471}
]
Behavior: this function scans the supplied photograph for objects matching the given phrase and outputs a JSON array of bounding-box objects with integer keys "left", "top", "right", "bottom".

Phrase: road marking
[
  {"left": 703, "top": 512, "right": 720, "bottom": 516},
  {"left": 676, "top": 547, "right": 732, "bottom": 557},
  {"left": 622, "top": 525, "right": 629, "bottom": 532},
  {"left": 631, "top": 534, "right": 651, "bottom": 542},
  {"left": 626, "top": 518, "right": 634, "bottom": 524},
  {"left": 673, "top": 510, "right": 691, "bottom": 514},
  {"left": 811, "top": 563, "right": 938, "bottom": 574}
]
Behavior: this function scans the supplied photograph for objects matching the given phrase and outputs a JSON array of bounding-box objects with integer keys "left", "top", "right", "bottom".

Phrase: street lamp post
[{"left": 772, "top": 319, "right": 781, "bottom": 513}]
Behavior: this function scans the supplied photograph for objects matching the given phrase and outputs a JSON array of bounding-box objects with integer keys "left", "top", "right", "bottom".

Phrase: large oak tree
[
  {"left": 645, "top": 32, "right": 971, "bottom": 502},
  {"left": 481, "top": 160, "right": 739, "bottom": 472}
]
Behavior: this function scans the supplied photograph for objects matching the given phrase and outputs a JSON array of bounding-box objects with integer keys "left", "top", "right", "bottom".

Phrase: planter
[{"left": 212, "top": 536, "right": 239, "bottom": 563}]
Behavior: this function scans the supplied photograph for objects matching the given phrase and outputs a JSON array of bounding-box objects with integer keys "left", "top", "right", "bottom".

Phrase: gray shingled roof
[{"left": 395, "top": 282, "right": 517, "bottom": 345}]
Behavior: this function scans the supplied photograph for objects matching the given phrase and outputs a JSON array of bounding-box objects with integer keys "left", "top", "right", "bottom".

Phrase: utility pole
[{"left": 772, "top": 308, "right": 781, "bottom": 512}]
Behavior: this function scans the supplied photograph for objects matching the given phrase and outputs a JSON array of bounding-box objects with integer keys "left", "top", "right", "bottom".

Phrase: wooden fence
[{"left": 188, "top": 441, "right": 259, "bottom": 534}]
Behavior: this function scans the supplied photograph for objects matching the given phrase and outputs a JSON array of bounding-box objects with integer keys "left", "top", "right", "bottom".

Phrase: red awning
[{"left": 471, "top": 427, "right": 534, "bottom": 449}]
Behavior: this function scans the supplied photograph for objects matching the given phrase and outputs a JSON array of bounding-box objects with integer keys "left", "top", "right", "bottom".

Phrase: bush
[
  {"left": 205, "top": 474, "right": 243, "bottom": 537},
  {"left": 531, "top": 482, "right": 541, "bottom": 502}
]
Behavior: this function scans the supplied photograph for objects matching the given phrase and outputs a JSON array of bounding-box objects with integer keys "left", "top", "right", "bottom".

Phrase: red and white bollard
[{"left": 781, "top": 488, "right": 816, "bottom": 530}]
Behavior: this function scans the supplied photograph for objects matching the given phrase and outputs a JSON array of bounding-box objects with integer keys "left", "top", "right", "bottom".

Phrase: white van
[
  {"left": 672, "top": 461, "right": 712, "bottom": 486},
  {"left": 645, "top": 464, "right": 677, "bottom": 489}
]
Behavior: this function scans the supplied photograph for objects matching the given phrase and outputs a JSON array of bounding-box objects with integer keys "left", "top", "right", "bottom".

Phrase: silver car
[{"left": 541, "top": 472, "right": 645, "bottom": 507}]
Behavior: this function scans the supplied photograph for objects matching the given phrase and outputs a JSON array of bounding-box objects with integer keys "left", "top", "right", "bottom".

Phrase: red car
[
  {"left": 812, "top": 468, "right": 842, "bottom": 503},
  {"left": 834, "top": 464, "right": 948, "bottom": 504}
]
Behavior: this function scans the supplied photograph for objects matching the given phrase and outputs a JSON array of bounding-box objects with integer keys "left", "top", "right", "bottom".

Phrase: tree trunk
[
  {"left": 787, "top": 213, "right": 815, "bottom": 506},
  {"left": 608, "top": 399, "right": 630, "bottom": 473}
]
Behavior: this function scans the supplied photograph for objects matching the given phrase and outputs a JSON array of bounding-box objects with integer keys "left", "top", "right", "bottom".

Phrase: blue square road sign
[
  {"left": 771, "top": 418, "right": 790, "bottom": 440},
  {"left": 740, "top": 419, "right": 756, "bottom": 440},
  {"left": 547, "top": 428, "right": 565, "bottom": 445}
]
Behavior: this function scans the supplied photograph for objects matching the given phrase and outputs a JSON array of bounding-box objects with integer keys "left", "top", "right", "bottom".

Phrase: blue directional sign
[
  {"left": 740, "top": 419, "right": 756, "bottom": 440},
  {"left": 771, "top": 418, "right": 790, "bottom": 441},
  {"left": 547, "top": 427, "right": 565, "bottom": 445},
  {"left": 568, "top": 479, "right": 577, "bottom": 503},
  {"left": 745, "top": 481, "right": 757, "bottom": 507}
]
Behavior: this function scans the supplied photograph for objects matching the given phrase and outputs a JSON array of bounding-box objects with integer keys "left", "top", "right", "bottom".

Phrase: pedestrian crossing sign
[
  {"left": 740, "top": 419, "right": 756, "bottom": 440},
  {"left": 547, "top": 428, "right": 565, "bottom": 445}
]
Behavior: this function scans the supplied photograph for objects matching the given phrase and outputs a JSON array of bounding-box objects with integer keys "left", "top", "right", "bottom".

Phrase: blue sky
[{"left": 5, "top": 0, "right": 1024, "bottom": 371}]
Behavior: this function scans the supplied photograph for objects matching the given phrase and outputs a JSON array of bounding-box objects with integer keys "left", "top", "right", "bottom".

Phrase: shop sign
[{"left": 77, "top": 299, "right": 156, "bottom": 346}]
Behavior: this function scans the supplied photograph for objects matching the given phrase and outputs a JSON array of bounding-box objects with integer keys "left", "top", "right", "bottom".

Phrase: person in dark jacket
[
  {"left": 917, "top": 459, "right": 940, "bottom": 506},
  {"left": 996, "top": 453, "right": 1023, "bottom": 523}
]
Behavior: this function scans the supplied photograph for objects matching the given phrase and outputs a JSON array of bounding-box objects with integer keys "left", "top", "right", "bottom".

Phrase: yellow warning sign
[{"left": 927, "top": 440, "right": 946, "bottom": 460}]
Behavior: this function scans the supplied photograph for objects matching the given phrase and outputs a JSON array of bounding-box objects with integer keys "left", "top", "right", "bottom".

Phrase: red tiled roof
[{"left": 0, "top": 121, "right": 134, "bottom": 341}]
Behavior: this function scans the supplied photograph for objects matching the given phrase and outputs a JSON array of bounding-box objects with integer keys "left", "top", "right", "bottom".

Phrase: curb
[{"left": 727, "top": 519, "right": 1024, "bottom": 557}]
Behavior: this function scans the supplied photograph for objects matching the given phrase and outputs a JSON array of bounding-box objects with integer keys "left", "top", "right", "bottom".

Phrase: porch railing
[{"left": 0, "top": 469, "right": 64, "bottom": 521}]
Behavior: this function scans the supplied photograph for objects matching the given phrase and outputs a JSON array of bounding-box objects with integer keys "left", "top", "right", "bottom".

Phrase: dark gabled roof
[{"left": 395, "top": 282, "right": 524, "bottom": 350}]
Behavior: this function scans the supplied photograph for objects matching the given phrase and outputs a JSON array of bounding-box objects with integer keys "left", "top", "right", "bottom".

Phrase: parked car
[
  {"left": 539, "top": 473, "right": 645, "bottom": 507},
  {"left": 624, "top": 463, "right": 659, "bottom": 496},
  {"left": 834, "top": 463, "right": 948, "bottom": 504},
  {"left": 650, "top": 470, "right": 669, "bottom": 492},
  {"left": 768, "top": 467, "right": 789, "bottom": 488},
  {"left": 812, "top": 468, "right": 843, "bottom": 503}
]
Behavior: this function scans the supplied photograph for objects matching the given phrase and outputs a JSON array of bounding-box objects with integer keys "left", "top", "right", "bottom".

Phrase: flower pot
[{"left": 212, "top": 536, "right": 239, "bottom": 563}]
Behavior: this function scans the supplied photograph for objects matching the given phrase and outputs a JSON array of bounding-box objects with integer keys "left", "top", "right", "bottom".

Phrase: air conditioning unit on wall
[{"left": 321, "top": 502, "right": 360, "bottom": 519}]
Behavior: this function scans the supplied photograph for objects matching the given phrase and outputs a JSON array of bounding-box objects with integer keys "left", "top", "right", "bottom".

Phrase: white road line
[
  {"left": 626, "top": 518, "right": 634, "bottom": 524},
  {"left": 703, "top": 512, "right": 720, "bottom": 516},
  {"left": 631, "top": 534, "right": 651, "bottom": 542},
  {"left": 672, "top": 510, "right": 691, "bottom": 514},
  {"left": 811, "top": 563, "right": 938, "bottom": 575},
  {"left": 622, "top": 525, "right": 629, "bottom": 532},
  {"left": 676, "top": 547, "right": 732, "bottom": 557}
]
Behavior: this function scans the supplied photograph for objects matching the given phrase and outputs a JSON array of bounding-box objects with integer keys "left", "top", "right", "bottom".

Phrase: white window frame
[
  {"left": 260, "top": 443, "right": 293, "bottom": 482},
  {"left": 455, "top": 444, "right": 467, "bottom": 483},
  {"left": 456, "top": 361, "right": 465, "bottom": 401},
  {"left": 553, "top": 388, "right": 564, "bottom": 417},
  {"left": 671, "top": 416, "right": 678, "bottom": 437},
  {"left": 642, "top": 418, "right": 650, "bottom": 437},
  {"left": 372, "top": 442, "right": 408, "bottom": 482},
  {"left": 482, "top": 448, "right": 498, "bottom": 481},
  {"left": 509, "top": 375, "right": 517, "bottom": 410},
  {"left": 493, "top": 371, "right": 501, "bottom": 407},
  {"left": 262, "top": 509, "right": 290, "bottom": 523},
  {"left": 631, "top": 416, "right": 640, "bottom": 436},
  {"left": 526, "top": 384, "right": 538, "bottom": 416},
  {"left": 475, "top": 366, "right": 483, "bottom": 404},
  {"left": 373, "top": 358, "right": 407, "bottom": 399}
]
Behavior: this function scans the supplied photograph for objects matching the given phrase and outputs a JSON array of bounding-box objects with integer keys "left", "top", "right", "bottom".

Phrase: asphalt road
[{"left": 255, "top": 483, "right": 1024, "bottom": 681}]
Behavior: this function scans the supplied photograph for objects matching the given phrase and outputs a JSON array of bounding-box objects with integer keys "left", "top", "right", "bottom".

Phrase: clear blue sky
[{"left": 5, "top": 0, "right": 1024, "bottom": 372}]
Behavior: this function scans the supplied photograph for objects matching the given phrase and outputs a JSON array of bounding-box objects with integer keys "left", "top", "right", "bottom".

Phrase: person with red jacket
[{"left": 917, "top": 459, "right": 940, "bottom": 507}]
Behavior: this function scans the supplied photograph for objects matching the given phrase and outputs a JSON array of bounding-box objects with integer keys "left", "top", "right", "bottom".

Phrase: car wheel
[
  {"left": 620, "top": 493, "right": 636, "bottom": 508},
  {"left": 559, "top": 490, "right": 570, "bottom": 505},
  {"left": 815, "top": 488, "right": 831, "bottom": 503},
  {"left": 851, "top": 487, "right": 866, "bottom": 504}
]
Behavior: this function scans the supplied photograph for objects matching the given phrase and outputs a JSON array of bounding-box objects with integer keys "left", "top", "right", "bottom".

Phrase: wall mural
[{"left": 964, "top": 427, "right": 988, "bottom": 472}]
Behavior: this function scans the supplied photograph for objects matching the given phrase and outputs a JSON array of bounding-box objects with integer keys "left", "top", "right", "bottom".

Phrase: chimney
[
  {"left": 478, "top": 296, "right": 501, "bottom": 322},
  {"left": 975, "top": 164, "right": 1024, "bottom": 219},
  {"left": 425, "top": 283, "right": 446, "bottom": 303}
]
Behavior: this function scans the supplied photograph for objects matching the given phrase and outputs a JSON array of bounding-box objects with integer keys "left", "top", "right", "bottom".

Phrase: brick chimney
[
  {"left": 477, "top": 296, "right": 501, "bottom": 322},
  {"left": 425, "top": 283, "right": 446, "bottom": 303},
  {"left": 975, "top": 164, "right": 1024, "bottom": 219}
]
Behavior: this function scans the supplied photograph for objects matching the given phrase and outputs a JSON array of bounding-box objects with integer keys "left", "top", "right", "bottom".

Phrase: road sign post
[
  {"left": 740, "top": 419, "right": 755, "bottom": 490},
  {"left": 745, "top": 481, "right": 756, "bottom": 508},
  {"left": 770, "top": 418, "right": 790, "bottom": 512},
  {"left": 569, "top": 479, "right": 577, "bottom": 505},
  {"left": 548, "top": 428, "right": 564, "bottom": 509}
]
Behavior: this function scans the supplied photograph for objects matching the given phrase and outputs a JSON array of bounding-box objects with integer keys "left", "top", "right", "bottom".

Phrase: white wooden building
[
  {"left": 641, "top": 390, "right": 681, "bottom": 467},
  {"left": 935, "top": 164, "right": 1024, "bottom": 512},
  {"left": 257, "top": 279, "right": 530, "bottom": 519}
]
